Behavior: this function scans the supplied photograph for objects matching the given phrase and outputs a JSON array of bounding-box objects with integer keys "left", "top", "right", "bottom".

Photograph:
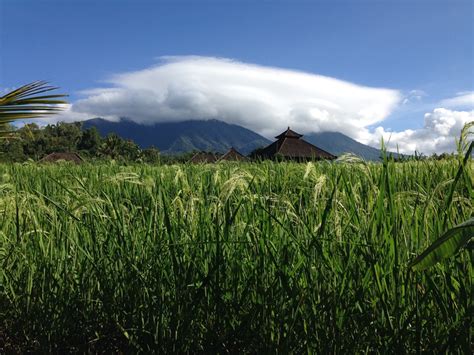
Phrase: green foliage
[
  {"left": 409, "top": 126, "right": 473, "bottom": 270},
  {"left": 78, "top": 126, "right": 101, "bottom": 154},
  {"left": 0, "top": 156, "right": 471, "bottom": 352},
  {"left": 409, "top": 218, "right": 474, "bottom": 271},
  {"left": 0, "top": 81, "right": 67, "bottom": 126},
  {"left": 43, "top": 121, "right": 82, "bottom": 152},
  {"left": 0, "top": 122, "right": 162, "bottom": 163},
  {"left": 98, "top": 133, "right": 142, "bottom": 161},
  {"left": 0, "top": 136, "right": 25, "bottom": 162},
  {"left": 141, "top": 146, "right": 161, "bottom": 164},
  {"left": 249, "top": 146, "right": 266, "bottom": 159}
]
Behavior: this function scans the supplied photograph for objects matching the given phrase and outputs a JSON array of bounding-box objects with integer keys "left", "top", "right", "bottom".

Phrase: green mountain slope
[
  {"left": 83, "top": 118, "right": 388, "bottom": 160},
  {"left": 83, "top": 118, "right": 271, "bottom": 155},
  {"left": 304, "top": 131, "right": 383, "bottom": 160}
]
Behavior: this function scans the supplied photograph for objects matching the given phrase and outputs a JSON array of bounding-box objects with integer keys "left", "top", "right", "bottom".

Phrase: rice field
[{"left": 0, "top": 156, "right": 472, "bottom": 352}]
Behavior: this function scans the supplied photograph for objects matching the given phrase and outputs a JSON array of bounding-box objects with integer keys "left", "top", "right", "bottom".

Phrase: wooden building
[
  {"left": 188, "top": 151, "right": 220, "bottom": 163},
  {"left": 217, "top": 147, "right": 248, "bottom": 162},
  {"left": 39, "top": 152, "right": 84, "bottom": 164},
  {"left": 258, "top": 127, "right": 336, "bottom": 161}
]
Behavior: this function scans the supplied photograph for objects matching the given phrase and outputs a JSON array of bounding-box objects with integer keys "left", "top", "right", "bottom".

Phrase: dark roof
[
  {"left": 217, "top": 147, "right": 248, "bottom": 162},
  {"left": 275, "top": 127, "right": 303, "bottom": 139},
  {"left": 260, "top": 128, "right": 336, "bottom": 160},
  {"left": 39, "top": 152, "right": 84, "bottom": 164},
  {"left": 188, "top": 152, "right": 220, "bottom": 163}
]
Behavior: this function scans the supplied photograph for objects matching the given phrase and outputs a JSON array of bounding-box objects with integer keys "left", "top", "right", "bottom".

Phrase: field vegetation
[{"left": 0, "top": 147, "right": 472, "bottom": 352}]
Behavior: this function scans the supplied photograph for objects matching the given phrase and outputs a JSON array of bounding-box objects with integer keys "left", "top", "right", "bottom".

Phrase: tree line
[
  {"left": 0, "top": 122, "right": 166, "bottom": 163},
  {"left": 0, "top": 121, "right": 459, "bottom": 164}
]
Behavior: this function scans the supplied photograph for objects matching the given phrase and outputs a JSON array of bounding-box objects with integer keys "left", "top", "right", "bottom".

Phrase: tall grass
[{"left": 0, "top": 157, "right": 472, "bottom": 352}]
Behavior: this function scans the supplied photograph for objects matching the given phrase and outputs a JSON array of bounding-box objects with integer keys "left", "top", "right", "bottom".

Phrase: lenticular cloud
[{"left": 69, "top": 56, "right": 401, "bottom": 139}]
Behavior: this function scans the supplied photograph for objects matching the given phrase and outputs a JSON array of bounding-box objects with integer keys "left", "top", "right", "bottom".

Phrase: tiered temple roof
[{"left": 259, "top": 127, "right": 336, "bottom": 161}]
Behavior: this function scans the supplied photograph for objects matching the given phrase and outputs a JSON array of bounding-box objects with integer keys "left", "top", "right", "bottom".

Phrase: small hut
[
  {"left": 258, "top": 127, "right": 336, "bottom": 161},
  {"left": 217, "top": 147, "right": 248, "bottom": 162},
  {"left": 188, "top": 151, "right": 220, "bottom": 163},
  {"left": 39, "top": 152, "right": 84, "bottom": 164}
]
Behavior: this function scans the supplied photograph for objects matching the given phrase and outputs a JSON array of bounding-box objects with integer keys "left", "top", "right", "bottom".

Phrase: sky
[{"left": 1, "top": 0, "right": 473, "bottom": 154}]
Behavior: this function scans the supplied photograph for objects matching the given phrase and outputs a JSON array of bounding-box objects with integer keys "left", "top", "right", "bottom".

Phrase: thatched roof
[
  {"left": 39, "top": 152, "right": 84, "bottom": 164},
  {"left": 188, "top": 152, "right": 220, "bottom": 163},
  {"left": 259, "top": 127, "right": 336, "bottom": 160},
  {"left": 275, "top": 127, "right": 303, "bottom": 139},
  {"left": 217, "top": 147, "right": 248, "bottom": 162}
]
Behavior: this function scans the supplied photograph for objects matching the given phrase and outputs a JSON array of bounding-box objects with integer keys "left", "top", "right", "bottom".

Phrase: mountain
[
  {"left": 82, "top": 118, "right": 271, "bottom": 155},
  {"left": 82, "top": 118, "right": 386, "bottom": 160},
  {"left": 304, "top": 131, "right": 383, "bottom": 161}
]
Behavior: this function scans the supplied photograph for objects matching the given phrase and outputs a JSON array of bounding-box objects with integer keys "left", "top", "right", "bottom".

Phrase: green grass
[{"left": 0, "top": 158, "right": 472, "bottom": 352}]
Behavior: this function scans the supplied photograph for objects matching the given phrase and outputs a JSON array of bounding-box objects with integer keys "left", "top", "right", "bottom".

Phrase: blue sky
[{"left": 1, "top": 0, "right": 473, "bottom": 153}]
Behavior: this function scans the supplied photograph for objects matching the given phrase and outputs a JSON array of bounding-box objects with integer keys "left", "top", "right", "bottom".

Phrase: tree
[
  {"left": 98, "top": 133, "right": 122, "bottom": 159},
  {"left": 141, "top": 146, "right": 160, "bottom": 164},
  {"left": 249, "top": 146, "right": 265, "bottom": 160},
  {"left": 98, "top": 133, "right": 142, "bottom": 161},
  {"left": 119, "top": 139, "right": 142, "bottom": 161},
  {"left": 78, "top": 126, "right": 102, "bottom": 155},
  {"left": 43, "top": 122, "right": 82, "bottom": 153},
  {"left": 0, "top": 135, "right": 25, "bottom": 162},
  {"left": 17, "top": 123, "right": 45, "bottom": 159}
]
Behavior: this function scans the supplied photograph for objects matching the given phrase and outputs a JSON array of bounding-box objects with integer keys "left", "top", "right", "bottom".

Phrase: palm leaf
[
  {"left": 0, "top": 81, "right": 68, "bottom": 125},
  {"left": 409, "top": 218, "right": 474, "bottom": 271}
]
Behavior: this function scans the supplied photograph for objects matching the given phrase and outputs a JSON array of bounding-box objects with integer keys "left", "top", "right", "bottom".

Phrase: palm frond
[{"left": 0, "top": 81, "right": 68, "bottom": 125}]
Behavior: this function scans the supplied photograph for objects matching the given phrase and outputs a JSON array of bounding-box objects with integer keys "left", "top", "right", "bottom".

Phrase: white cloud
[
  {"left": 365, "top": 108, "right": 473, "bottom": 155},
  {"left": 60, "top": 56, "right": 401, "bottom": 139},
  {"left": 49, "top": 56, "right": 472, "bottom": 155},
  {"left": 439, "top": 92, "right": 474, "bottom": 109},
  {"left": 402, "top": 89, "right": 427, "bottom": 105},
  {"left": 37, "top": 104, "right": 91, "bottom": 124}
]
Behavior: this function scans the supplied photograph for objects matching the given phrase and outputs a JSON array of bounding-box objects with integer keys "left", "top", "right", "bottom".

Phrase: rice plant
[{"left": 0, "top": 155, "right": 472, "bottom": 352}]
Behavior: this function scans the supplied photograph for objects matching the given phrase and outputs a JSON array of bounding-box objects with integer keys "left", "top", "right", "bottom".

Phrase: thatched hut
[
  {"left": 258, "top": 127, "right": 336, "bottom": 161},
  {"left": 39, "top": 152, "right": 84, "bottom": 164},
  {"left": 217, "top": 147, "right": 248, "bottom": 162},
  {"left": 188, "top": 152, "right": 220, "bottom": 163}
]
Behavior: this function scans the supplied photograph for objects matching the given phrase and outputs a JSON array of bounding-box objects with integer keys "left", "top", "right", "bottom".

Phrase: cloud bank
[
  {"left": 439, "top": 91, "right": 474, "bottom": 109},
  {"left": 367, "top": 92, "right": 473, "bottom": 154},
  {"left": 55, "top": 56, "right": 471, "bottom": 154},
  {"left": 367, "top": 108, "right": 473, "bottom": 154},
  {"left": 402, "top": 89, "right": 427, "bottom": 105},
  {"left": 64, "top": 56, "right": 401, "bottom": 139}
]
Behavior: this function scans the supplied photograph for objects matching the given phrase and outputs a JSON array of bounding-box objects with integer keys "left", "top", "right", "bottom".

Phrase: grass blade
[{"left": 409, "top": 218, "right": 474, "bottom": 271}]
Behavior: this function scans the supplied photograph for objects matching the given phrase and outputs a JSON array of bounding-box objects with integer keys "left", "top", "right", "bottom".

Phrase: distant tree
[
  {"left": 119, "top": 139, "right": 142, "bottom": 161},
  {"left": 0, "top": 122, "right": 14, "bottom": 136},
  {"left": 0, "top": 135, "right": 25, "bottom": 162},
  {"left": 436, "top": 152, "right": 455, "bottom": 161},
  {"left": 78, "top": 126, "right": 102, "bottom": 155},
  {"left": 141, "top": 146, "right": 160, "bottom": 164},
  {"left": 43, "top": 122, "right": 82, "bottom": 153},
  {"left": 98, "top": 133, "right": 141, "bottom": 161},
  {"left": 249, "top": 146, "right": 265, "bottom": 160},
  {"left": 98, "top": 133, "right": 122, "bottom": 159},
  {"left": 17, "top": 123, "right": 45, "bottom": 160}
]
